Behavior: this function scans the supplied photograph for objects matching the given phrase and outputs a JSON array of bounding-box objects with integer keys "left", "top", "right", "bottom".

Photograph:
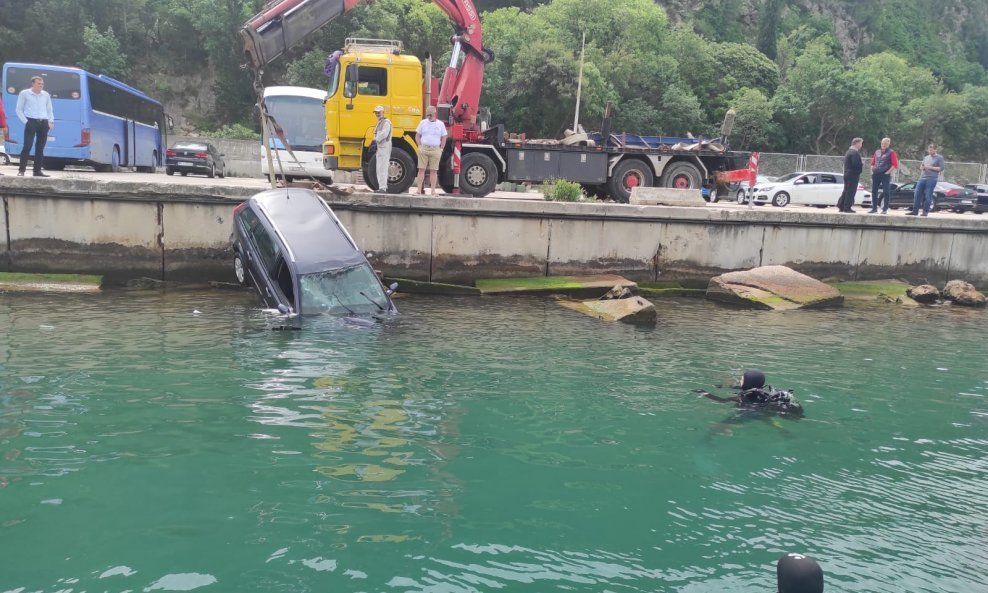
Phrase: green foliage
[
  {"left": 1, "top": 0, "right": 988, "bottom": 164},
  {"left": 756, "top": 0, "right": 783, "bottom": 59},
  {"left": 540, "top": 178, "right": 586, "bottom": 201},
  {"left": 80, "top": 25, "right": 130, "bottom": 79},
  {"left": 729, "top": 88, "right": 777, "bottom": 150},
  {"left": 203, "top": 123, "right": 260, "bottom": 140},
  {"left": 688, "top": 0, "right": 746, "bottom": 43}
]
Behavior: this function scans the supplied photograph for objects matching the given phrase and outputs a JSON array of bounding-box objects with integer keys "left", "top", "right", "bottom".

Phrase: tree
[
  {"left": 80, "top": 25, "right": 130, "bottom": 79},
  {"left": 756, "top": 0, "right": 782, "bottom": 60},
  {"left": 772, "top": 38, "right": 852, "bottom": 153},
  {"left": 729, "top": 88, "right": 776, "bottom": 150}
]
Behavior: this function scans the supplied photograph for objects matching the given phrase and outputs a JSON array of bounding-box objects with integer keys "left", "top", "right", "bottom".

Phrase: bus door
[{"left": 125, "top": 119, "right": 137, "bottom": 167}]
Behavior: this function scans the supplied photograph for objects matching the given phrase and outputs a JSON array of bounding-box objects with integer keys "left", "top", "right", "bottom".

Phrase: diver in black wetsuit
[
  {"left": 694, "top": 369, "right": 805, "bottom": 418},
  {"left": 777, "top": 552, "right": 824, "bottom": 593}
]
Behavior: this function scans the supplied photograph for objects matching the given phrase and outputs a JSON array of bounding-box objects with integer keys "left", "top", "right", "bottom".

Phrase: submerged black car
[
  {"left": 166, "top": 141, "right": 226, "bottom": 178},
  {"left": 231, "top": 188, "right": 397, "bottom": 323}
]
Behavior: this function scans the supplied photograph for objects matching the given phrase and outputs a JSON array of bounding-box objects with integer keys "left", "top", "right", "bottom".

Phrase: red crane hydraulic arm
[{"left": 241, "top": 0, "right": 493, "bottom": 133}]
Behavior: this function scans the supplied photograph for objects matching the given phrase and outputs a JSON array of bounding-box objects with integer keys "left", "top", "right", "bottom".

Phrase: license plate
[
  {"left": 178, "top": 161, "right": 193, "bottom": 166},
  {"left": 289, "top": 166, "right": 304, "bottom": 171},
  {"left": 961, "top": 199, "right": 973, "bottom": 204}
]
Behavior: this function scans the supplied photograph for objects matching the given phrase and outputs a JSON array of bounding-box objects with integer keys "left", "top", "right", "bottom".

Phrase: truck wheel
[
  {"left": 459, "top": 152, "right": 498, "bottom": 197},
  {"left": 608, "top": 159, "right": 654, "bottom": 203},
  {"left": 387, "top": 148, "right": 416, "bottom": 194},
  {"left": 662, "top": 161, "right": 702, "bottom": 189}
]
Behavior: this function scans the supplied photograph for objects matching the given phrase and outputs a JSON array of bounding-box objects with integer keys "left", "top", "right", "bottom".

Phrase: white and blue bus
[
  {"left": 261, "top": 86, "right": 332, "bottom": 182},
  {"left": 2, "top": 62, "right": 166, "bottom": 172}
]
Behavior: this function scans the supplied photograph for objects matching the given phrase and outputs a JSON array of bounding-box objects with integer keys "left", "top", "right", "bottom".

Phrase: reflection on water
[{"left": 0, "top": 289, "right": 985, "bottom": 592}]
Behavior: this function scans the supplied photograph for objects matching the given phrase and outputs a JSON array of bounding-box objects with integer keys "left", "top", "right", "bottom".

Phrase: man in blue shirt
[
  {"left": 15, "top": 76, "right": 55, "bottom": 177},
  {"left": 907, "top": 143, "right": 945, "bottom": 217}
]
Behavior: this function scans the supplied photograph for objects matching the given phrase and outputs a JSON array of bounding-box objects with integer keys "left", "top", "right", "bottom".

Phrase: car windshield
[
  {"left": 174, "top": 143, "right": 207, "bottom": 151},
  {"left": 776, "top": 173, "right": 801, "bottom": 182},
  {"left": 298, "top": 262, "right": 389, "bottom": 316}
]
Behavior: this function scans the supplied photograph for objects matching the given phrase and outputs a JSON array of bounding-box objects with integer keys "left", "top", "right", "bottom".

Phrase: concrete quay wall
[{"left": 1, "top": 178, "right": 986, "bottom": 287}]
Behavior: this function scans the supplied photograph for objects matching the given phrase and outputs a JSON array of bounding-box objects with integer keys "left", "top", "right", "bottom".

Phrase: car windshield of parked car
[
  {"left": 298, "top": 263, "right": 389, "bottom": 316},
  {"left": 173, "top": 143, "right": 207, "bottom": 151}
]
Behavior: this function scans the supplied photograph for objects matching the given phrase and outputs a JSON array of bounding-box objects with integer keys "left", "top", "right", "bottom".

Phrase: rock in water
[
  {"left": 558, "top": 295, "right": 657, "bottom": 324},
  {"left": 906, "top": 284, "right": 940, "bottom": 304},
  {"left": 706, "top": 265, "right": 843, "bottom": 310},
  {"left": 942, "top": 280, "right": 986, "bottom": 307}
]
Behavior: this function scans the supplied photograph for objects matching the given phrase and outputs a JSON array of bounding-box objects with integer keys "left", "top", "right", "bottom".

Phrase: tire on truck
[{"left": 607, "top": 158, "right": 654, "bottom": 203}]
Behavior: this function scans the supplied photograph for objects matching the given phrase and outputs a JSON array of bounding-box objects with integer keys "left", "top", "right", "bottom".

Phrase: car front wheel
[
  {"left": 234, "top": 254, "right": 249, "bottom": 286},
  {"left": 772, "top": 191, "right": 790, "bottom": 207}
]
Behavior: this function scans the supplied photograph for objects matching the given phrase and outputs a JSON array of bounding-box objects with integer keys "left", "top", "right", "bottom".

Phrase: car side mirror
[
  {"left": 386, "top": 282, "right": 398, "bottom": 296},
  {"left": 277, "top": 303, "right": 290, "bottom": 315}
]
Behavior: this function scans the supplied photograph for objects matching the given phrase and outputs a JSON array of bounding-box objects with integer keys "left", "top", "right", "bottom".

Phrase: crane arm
[
  {"left": 241, "top": 0, "right": 491, "bottom": 128},
  {"left": 241, "top": 0, "right": 364, "bottom": 73}
]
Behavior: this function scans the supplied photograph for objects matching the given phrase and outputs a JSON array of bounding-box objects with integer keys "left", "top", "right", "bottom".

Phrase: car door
[
  {"left": 891, "top": 182, "right": 916, "bottom": 208},
  {"left": 788, "top": 174, "right": 815, "bottom": 204},
  {"left": 240, "top": 208, "right": 289, "bottom": 309},
  {"left": 816, "top": 173, "right": 842, "bottom": 206}
]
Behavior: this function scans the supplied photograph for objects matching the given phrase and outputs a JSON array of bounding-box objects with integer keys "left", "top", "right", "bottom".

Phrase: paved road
[{"left": 2, "top": 162, "right": 982, "bottom": 219}]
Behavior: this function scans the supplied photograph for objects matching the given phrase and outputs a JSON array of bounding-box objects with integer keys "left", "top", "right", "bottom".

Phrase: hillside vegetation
[{"left": 1, "top": 0, "right": 986, "bottom": 160}]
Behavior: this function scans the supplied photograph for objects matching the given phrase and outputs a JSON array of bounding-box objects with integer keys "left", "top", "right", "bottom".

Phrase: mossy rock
[
  {"left": 829, "top": 280, "right": 917, "bottom": 305},
  {"left": 0, "top": 272, "right": 102, "bottom": 292}
]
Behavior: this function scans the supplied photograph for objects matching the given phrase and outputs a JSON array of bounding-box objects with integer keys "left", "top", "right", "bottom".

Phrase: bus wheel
[
  {"left": 110, "top": 146, "right": 121, "bottom": 173},
  {"left": 0, "top": 154, "right": 9, "bottom": 166},
  {"left": 459, "top": 152, "right": 498, "bottom": 197}
]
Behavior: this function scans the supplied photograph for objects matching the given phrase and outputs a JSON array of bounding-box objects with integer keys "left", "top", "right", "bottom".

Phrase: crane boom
[{"left": 241, "top": 0, "right": 490, "bottom": 128}]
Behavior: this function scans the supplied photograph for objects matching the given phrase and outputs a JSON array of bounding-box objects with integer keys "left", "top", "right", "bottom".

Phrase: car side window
[
  {"left": 241, "top": 208, "right": 281, "bottom": 274},
  {"left": 820, "top": 175, "right": 837, "bottom": 184}
]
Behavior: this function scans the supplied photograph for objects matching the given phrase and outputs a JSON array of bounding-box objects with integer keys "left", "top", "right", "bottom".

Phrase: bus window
[{"left": 5, "top": 67, "right": 80, "bottom": 99}]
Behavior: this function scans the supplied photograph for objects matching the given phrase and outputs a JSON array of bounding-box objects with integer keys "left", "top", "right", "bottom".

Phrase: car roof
[{"left": 250, "top": 188, "right": 364, "bottom": 274}]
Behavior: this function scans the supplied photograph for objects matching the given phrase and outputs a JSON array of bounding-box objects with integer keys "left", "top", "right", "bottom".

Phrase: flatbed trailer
[{"left": 437, "top": 124, "right": 745, "bottom": 202}]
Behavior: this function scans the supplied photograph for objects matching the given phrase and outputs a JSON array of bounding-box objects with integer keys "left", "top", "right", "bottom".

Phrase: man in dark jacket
[{"left": 836, "top": 137, "right": 863, "bottom": 213}]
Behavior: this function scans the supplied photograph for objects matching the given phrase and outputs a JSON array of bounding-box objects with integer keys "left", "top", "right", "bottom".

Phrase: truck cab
[{"left": 323, "top": 39, "right": 425, "bottom": 193}]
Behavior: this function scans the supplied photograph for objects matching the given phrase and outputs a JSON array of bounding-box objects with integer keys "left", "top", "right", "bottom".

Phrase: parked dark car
[
  {"left": 231, "top": 188, "right": 397, "bottom": 324},
  {"left": 964, "top": 184, "right": 988, "bottom": 213},
  {"left": 882, "top": 181, "right": 978, "bottom": 212},
  {"left": 166, "top": 141, "right": 226, "bottom": 178}
]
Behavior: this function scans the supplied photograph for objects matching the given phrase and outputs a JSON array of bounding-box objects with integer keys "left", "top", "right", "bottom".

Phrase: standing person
[
  {"left": 907, "top": 143, "right": 945, "bottom": 217},
  {"left": 0, "top": 96, "right": 9, "bottom": 176},
  {"left": 15, "top": 76, "right": 55, "bottom": 177},
  {"left": 868, "top": 137, "right": 898, "bottom": 214},
  {"left": 836, "top": 137, "right": 863, "bottom": 213},
  {"left": 414, "top": 106, "right": 447, "bottom": 195},
  {"left": 371, "top": 105, "right": 391, "bottom": 194}
]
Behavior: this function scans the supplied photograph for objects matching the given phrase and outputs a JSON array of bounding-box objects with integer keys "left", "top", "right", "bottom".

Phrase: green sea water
[{"left": 0, "top": 290, "right": 985, "bottom": 593}]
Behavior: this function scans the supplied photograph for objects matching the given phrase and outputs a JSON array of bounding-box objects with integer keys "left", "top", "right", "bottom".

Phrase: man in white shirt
[
  {"left": 15, "top": 76, "right": 55, "bottom": 177},
  {"left": 372, "top": 105, "right": 391, "bottom": 193},
  {"left": 414, "top": 106, "right": 447, "bottom": 195}
]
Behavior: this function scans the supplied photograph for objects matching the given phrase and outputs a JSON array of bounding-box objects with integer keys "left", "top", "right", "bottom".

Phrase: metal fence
[{"left": 757, "top": 151, "right": 988, "bottom": 185}]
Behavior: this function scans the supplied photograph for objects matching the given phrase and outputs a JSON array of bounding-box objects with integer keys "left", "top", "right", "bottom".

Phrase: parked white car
[
  {"left": 749, "top": 172, "right": 871, "bottom": 208},
  {"left": 734, "top": 175, "right": 777, "bottom": 203}
]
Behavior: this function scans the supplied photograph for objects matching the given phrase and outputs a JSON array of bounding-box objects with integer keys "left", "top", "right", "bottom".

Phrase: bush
[
  {"left": 205, "top": 123, "right": 261, "bottom": 141},
  {"left": 540, "top": 178, "right": 587, "bottom": 202}
]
